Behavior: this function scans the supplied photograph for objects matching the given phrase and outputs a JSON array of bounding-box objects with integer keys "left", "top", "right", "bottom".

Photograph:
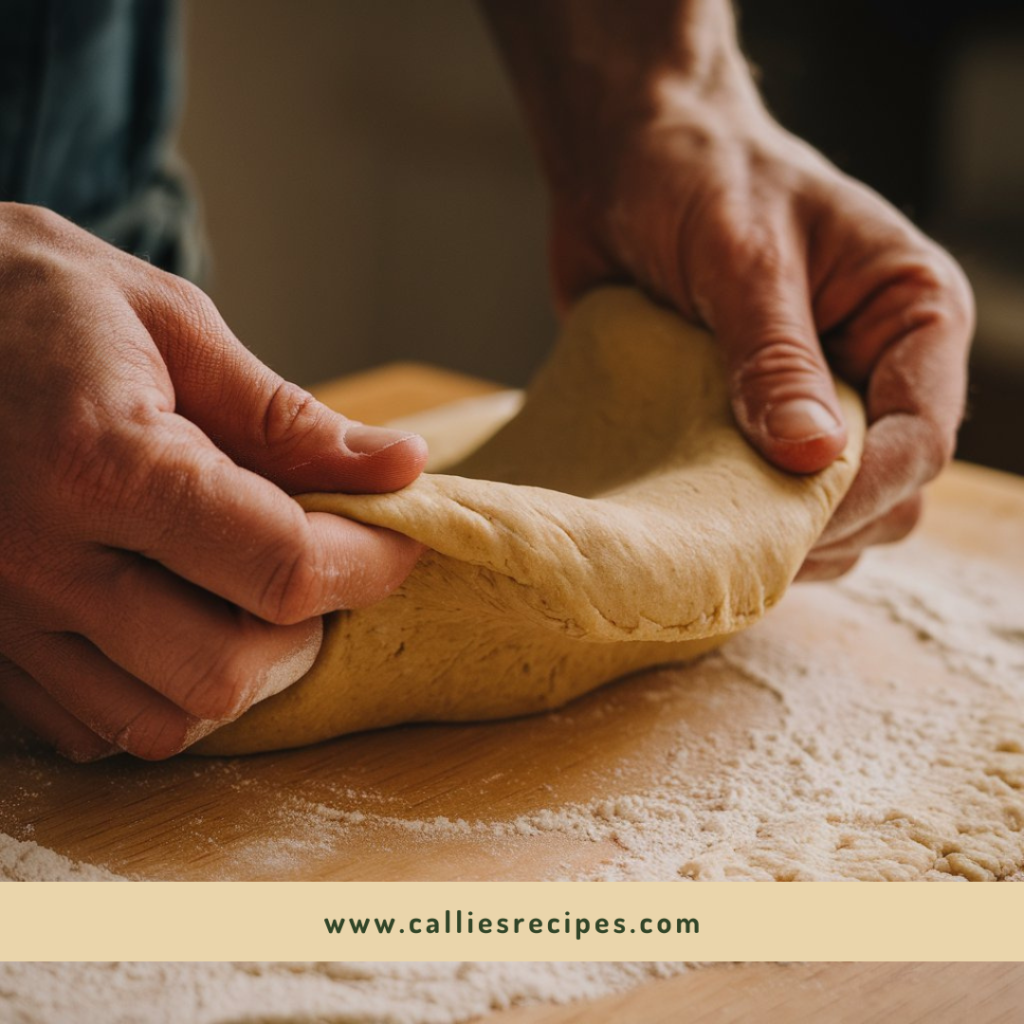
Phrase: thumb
[
  {"left": 706, "top": 253, "right": 847, "bottom": 475},
  {"left": 137, "top": 281, "right": 428, "bottom": 494}
]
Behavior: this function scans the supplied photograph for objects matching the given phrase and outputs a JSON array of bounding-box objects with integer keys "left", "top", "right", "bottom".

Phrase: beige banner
[{"left": 4, "top": 882, "right": 1020, "bottom": 961}]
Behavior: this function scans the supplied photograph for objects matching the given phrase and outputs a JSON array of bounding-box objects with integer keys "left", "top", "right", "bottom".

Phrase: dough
[{"left": 197, "top": 288, "right": 864, "bottom": 755}]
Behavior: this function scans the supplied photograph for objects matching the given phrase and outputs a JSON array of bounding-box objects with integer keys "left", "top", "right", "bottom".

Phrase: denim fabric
[{"left": 0, "top": 0, "right": 202, "bottom": 279}]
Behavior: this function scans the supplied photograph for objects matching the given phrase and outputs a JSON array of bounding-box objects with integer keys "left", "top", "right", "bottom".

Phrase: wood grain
[
  {"left": 1, "top": 365, "right": 1022, "bottom": 883},
  {"left": 3, "top": 365, "right": 1022, "bottom": 1017},
  {"left": 491, "top": 963, "right": 1024, "bottom": 1024}
]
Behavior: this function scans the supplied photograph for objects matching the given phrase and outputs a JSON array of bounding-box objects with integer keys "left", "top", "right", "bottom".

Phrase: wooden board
[
  {"left": 312, "top": 361, "right": 503, "bottom": 423},
  {"left": 3, "top": 364, "right": 1023, "bottom": 1016},
  {"left": 3, "top": 362, "right": 1024, "bottom": 883},
  {"left": 2, "top": 364, "right": 1023, "bottom": 883},
  {"left": 493, "top": 963, "right": 1024, "bottom": 1023}
]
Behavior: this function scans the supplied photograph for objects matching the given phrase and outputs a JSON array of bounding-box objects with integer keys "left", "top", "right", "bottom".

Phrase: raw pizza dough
[{"left": 197, "top": 289, "right": 864, "bottom": 755}]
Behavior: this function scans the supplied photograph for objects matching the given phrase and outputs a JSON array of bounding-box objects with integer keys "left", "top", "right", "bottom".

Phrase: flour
[
  {"left": 0, "top": 832, "right": 122, "bottom": 882},
  {"left": 1, "top": 537, "right": 1022, "bottom": 883},
  {"left": 265, "top": 537, "right": 1024, "bottom": 882},
  {"left": 0, "top": 961, "right": 689, "bottom": 1024}
]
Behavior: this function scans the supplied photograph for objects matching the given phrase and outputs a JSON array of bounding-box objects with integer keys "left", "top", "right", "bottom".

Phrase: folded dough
[{"left": 196, "top": 288, "right": 865, "bottom": 755}]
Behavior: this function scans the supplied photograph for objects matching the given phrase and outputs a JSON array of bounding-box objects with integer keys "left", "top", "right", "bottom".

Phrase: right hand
[{"left": 0, "top": 204, "right": 428, "bottom": 761}]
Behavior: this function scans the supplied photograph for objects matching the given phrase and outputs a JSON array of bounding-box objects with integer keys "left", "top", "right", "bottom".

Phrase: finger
[
  {"left": 809, "top": 494, "right": 922, "bottom": 562},
  {"left": 61, "top": 549, "right": 323, "bottom": 722},
  {"left": 129, "top": 275, "right": 428, "bottom": 494},
  {"left": 0, "top": 657, "right": 117, "bottom": 763},
  {"left": 815, "top": 241, "right": 972, "bottom": 544},
  {"left": 819, "top": 281, "right": 970, "bottom": 545},
  {"left": 702, "top": 223, "right": 848, "bottom": 474},
  {"left": 795, "top": 553, "right": 861, "bottom": 583},
  {"left": 819, "top": 415, "right": 939, "bottom": 544},
  {"left": 12, "top": 633, "right": 208, "bottom": 761},
  {"left": 88, "top": 415, "right": 424, "bottom": 624}
]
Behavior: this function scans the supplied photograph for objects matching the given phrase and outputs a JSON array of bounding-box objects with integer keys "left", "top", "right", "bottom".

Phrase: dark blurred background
[{"left": 179, "top": 0, "right": 1024, "bottom": 475}]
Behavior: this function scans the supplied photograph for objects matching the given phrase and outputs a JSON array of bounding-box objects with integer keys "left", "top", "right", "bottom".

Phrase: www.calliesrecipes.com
[{"left": 324, "top": 910, "right": 699, "bottom": 941}]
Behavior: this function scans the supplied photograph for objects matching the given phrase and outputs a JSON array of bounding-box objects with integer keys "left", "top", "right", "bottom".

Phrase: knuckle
[
  {"left": 184, "top": 284, "right": 224, "bottom": 333},
  {"left": 735, "top": 336, "right": 822, "bottom": 380},
  {"left": 1, "top": 243, "right": 69, "bottom": 291},
  {"left": 937, "top": 254, "right": 976, "bottom": 335},
  {"left": 2, "top": 203, "right": 72, "bottom": 246},
  {"left": 47, "top": 402, "right": 170, "bottom": 518},
  {"left": 0, "top": 212, "right": 100, "bottom": 293},
  {"left": 144, "top": 274, "right": 227, "bottom": 348},
  {"left": 68, "top": 439, "right": 220, "bottom": 558},
  {"left": 163, "top": 273, "right": 215, "bottom": 321},
  {"left": 144, "top": 442, "right": 224, "bottom": 520},
  {"left": 900, "top": 249, "right": 976, "bottom": 339},
  {"left": 69, "top": 441, "right": 151, "bottom": 520},
  {"left": 21, "top": 203, "right": 68, "bottom": 233},
  {"left": 48, "top": 401, "right": 126, "bottom": 509},
  {"left": 260, "top": 381, "right": 326, "bottom": 451},
  {"left": 732, "top": 337, "right": 828, "bottom": 406},
  {"left": 925, "top": 247, "right": 972, "bottom": 300},
  {"left": 257, "top": 540, "right": 324, "bottom": 625},
  {"left": 143, "top": 442, "right": 200, "bottom": 503},
  {"left": 214, "top": 648, "right": 261, "bottom": 717},
  {"left": 917, "top": 419, "right": 955, "bottom": 482},
  {"left": 178, "top": 646, "right": 256, "bottom": 722},
  {"left": 707, "top": 215, "right": 783, "bottom": 276}
]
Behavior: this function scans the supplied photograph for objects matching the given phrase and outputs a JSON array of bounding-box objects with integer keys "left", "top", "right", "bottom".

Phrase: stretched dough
[{"left": 197, "top": 289, "right": 864, "bottom": 755}]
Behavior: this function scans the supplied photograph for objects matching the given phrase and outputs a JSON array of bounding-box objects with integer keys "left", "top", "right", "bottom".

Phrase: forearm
[{"left": 479, "top": 0, "right": 761, "bottom": 190}]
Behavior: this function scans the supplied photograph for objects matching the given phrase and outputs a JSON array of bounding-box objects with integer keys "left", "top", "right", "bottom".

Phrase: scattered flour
[
  {"left": 262, "top": 538, "right": 1024, "bottom": 882},
  {"left": 0, "top": 961, "right": 689, "bottom": 1024},
  {"left": 1, "top": 538, "right": 1022, "bottom": 883},
  {"left": 0, "top": 833, "right": 122, "bottom": 882}
]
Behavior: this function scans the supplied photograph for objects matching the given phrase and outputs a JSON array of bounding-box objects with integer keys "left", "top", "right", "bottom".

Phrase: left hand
[{"left": 549, "top": 99, "right": 974, "bottom": 580}]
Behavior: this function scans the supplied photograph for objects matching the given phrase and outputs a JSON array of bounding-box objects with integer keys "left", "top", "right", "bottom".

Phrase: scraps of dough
[{"left": 197, "top": 288, "right": 864, "bottom": 755}]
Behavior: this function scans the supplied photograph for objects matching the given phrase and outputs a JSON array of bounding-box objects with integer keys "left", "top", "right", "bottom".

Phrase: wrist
[
  {"left": 549, "top": 71, "right": 776, "bottom": 224},
  {"left": 600, "top": 27, "right": 763, "bottom": 134},
  {"left": 484, "top": 0, "right": 767, "bottom": 192},
  {"left": 550, "top": 54, "right": 773, "bottom": 207}
]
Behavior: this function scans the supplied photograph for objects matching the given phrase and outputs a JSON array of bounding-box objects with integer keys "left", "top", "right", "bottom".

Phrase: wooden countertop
[
  {"left": 2, "top": 364, "right": 1023, "bottom": 1019},
  {"left": 496, "top": 962, "right": 1024, "bottom": 1023},
  {"left": 2, "top": 362, "right": 1022, "bottom": 882}
]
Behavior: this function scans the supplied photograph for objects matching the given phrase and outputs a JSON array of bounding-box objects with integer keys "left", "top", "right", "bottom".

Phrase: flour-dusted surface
[
  {"left": 0, "top": 833, "right": 122, "bottom": 881},
  {"left": 0, "top": 961, "right": 688, "bottom": 1024},
  {"left": 255, "top": 537, "right": 1024, "bottom": 881},
  {"left": 0, "top": 533, "right": 1021, "bottom": 882}
]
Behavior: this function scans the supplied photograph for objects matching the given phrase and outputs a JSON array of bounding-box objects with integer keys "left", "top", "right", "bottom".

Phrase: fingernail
[
  {"left": 344, "top": 424, "right": 418, "bottom": 456},
  {"left": 765, "top": 399, "right": 841, "bottom": 441}
]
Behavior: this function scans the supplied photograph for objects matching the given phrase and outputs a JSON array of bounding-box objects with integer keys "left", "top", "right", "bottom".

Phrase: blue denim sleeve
[{"left": 0, "top": 0, "right": 203, "bottom": 281}]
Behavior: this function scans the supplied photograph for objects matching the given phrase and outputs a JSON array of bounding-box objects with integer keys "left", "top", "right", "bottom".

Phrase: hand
[
  {"left": 0, "top": 204, "right": 427, "bottom": 761},
  {"left": 549, "top": 98, "right": 974, "bottom": 579},
  {"left": 483, "top": 0, "right": 973, "bottom": 581}
]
